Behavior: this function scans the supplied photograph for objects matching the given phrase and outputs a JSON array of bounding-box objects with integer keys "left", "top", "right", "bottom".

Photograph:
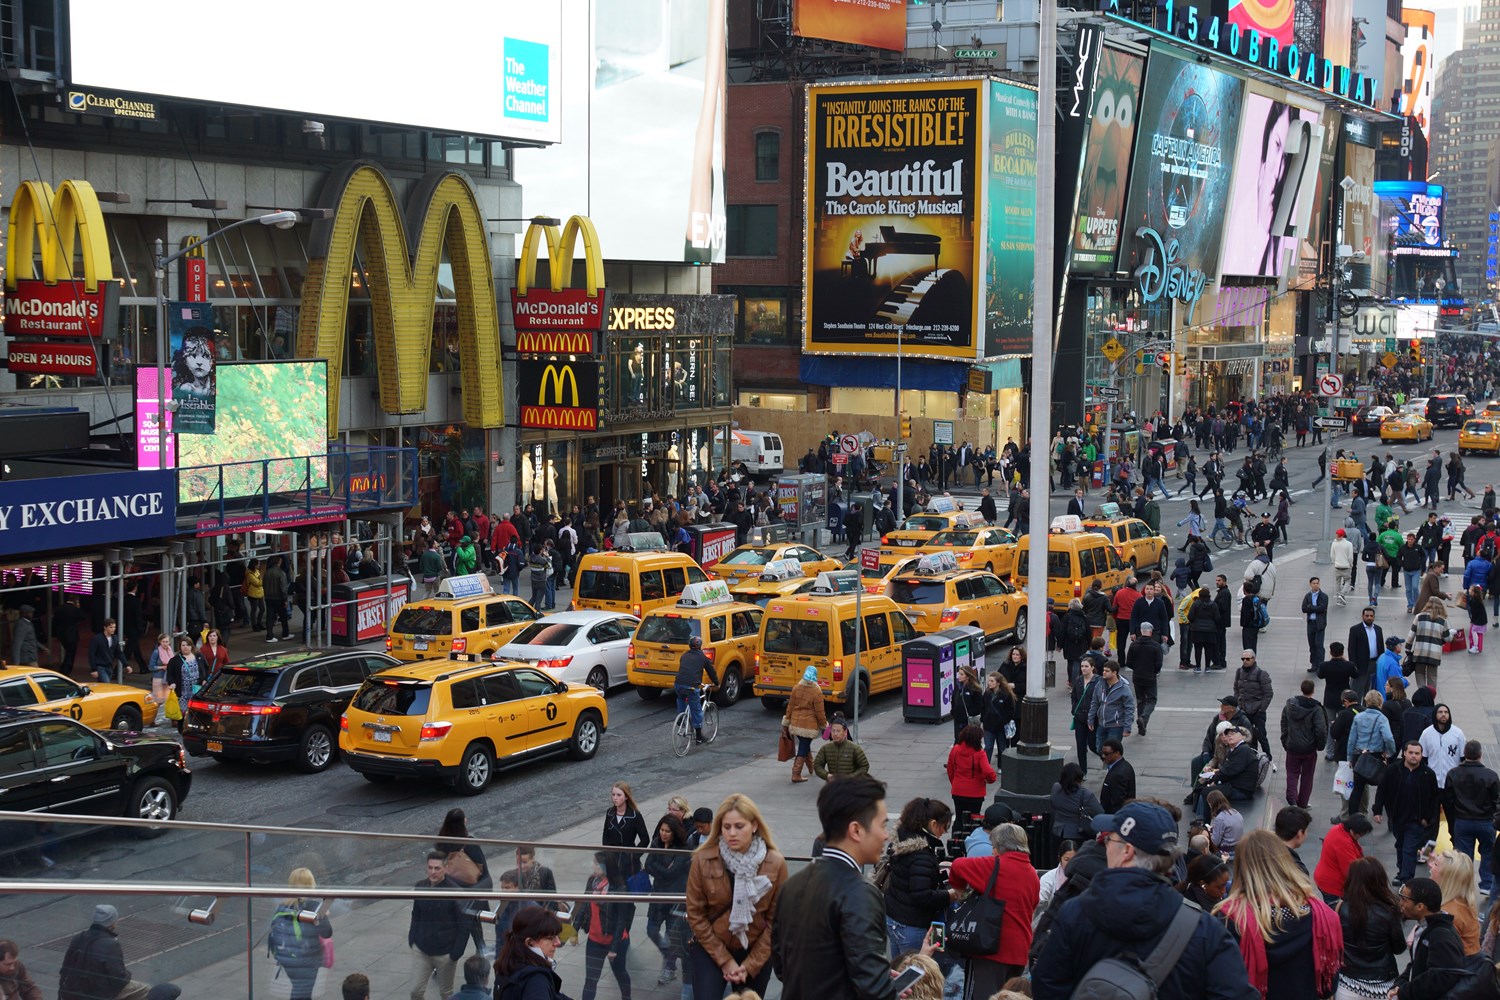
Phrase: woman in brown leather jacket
[
  {"left": 781, "top": 666, "right": 827, "bottom": 784},
  {"left": 684, "top": 794, "right": 788, "bottom": 1000}
]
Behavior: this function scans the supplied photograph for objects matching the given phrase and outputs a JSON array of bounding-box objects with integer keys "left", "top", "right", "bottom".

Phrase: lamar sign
[
  {"left": 518, "top": 358, "right": 602, "bottom": 430},
  {"left": 298, "top": 162, "right": 502, "bottom": 435},
  {"left": 511, "top": 215, "right": 607, "bottom": 354},
  {"left": 5, "top": 179, "right": 119, "bottom": 342}
]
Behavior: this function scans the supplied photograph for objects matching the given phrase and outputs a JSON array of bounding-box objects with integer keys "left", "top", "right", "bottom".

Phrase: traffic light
[
  {"left": 1410, "top": 342, "right": 1422, "bottom": 364},
  {"left": 900, "top": 413, "right": 912, "bottom": 439}
]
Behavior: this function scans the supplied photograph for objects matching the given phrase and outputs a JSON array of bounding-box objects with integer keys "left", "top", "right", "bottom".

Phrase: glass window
[
  {"left": 755, "top": 131, "right": 780, "bottom": 181},
  {"left": 0, "top": 726, "right": 35, "bottom": 776},
  {"left": 738, "top": 296, "right": 790, "bottom": 345},
  {"left": 726, "top": 206, "right": 778, "bottom": 257},
  {"left": 1077, "top": 548, "right": 1098, "bottom": 577},
  {"left": 485, "top": 602, "right": 512, "bottom": 628},
  {"left": 480, "top": 673, "right": 523, "bottom": 704},
  {"left": 392, "top": 607, "right": 452, "bottom": 635},
  {"left": 1047, "top": 551, "right": 1071, "bottom": 579},
  {"left": 352, "top": 681, "right": 431, "bottom": 716},
  {"left": 460, "top": 607, "right": 481, "bottom": 632},
  {"left": 289, "top": 667, "right": 325, "bottom": 692},
  {"left": 639, "top": 572, "right": 666, "bottom": 603},
  {"left": 731, "top": 610, "right": 762, "bottom": 638},
  {"left": 449, "top": 680, "right": 481, "bottom": 710},
  {"left": 663, "top": 568, "right": 688, "bottom": 597},
  {"left": 954, "top": 579, "right": 978, "bottom": 601},
  {"left": 35, "top": 675, "right": 80, "bottom": 702},
  {"left": 762, "top": 618, "right": 827, "bottom": 656},
  {"left": 328, "top": 659, "right": 371, "bottom": 688},
  {"left": 708, "top": 615, "right": 727, "bottom": 643},
  {"left": 839, "top": 617, "right": 862, "bottom": 652},
  {"left": 637, "top": 616, "right": 698, "bottom": 644},
  {"left": 891, "top": 612, "right": 916, "bottom": 644},
  {"left": 890, "top": 580, "right": 948, "bottom": 604},
  {"left": 36, "top": 721, "right": 97, "bottom": 767},
  {"left": 513, "top": 669, "right": 558, "bottom": 698},
  {"left": 864, "top": 613, "right": 891, "bottom": 649},
  {"left": 579, "top": 571, "right": 631, "bottom": 602},
  {"left": 587, "top": 621, "right": 627, "bottom": 644},
  {"left": 0, "top": 680, "right": 38, "bottom": 707},
  {"left": 685, "top": 566, "right": 709, "bottom": 585}
]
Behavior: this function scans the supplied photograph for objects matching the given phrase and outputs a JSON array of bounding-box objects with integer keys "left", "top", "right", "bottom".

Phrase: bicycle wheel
[
  {"left": 671, "top": 712, "right": 693, "bottom": 757},
  {"left": 1209, "top": 530, "right": 1229, "bottom": 551},
  {"left": 701, "top": 702, "right": 720, "bottom": 744}
]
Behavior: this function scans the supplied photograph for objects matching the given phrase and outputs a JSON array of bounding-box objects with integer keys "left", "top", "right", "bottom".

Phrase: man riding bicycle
[{"left": 675, "top": 635, "right": 719, "bottom": 744}]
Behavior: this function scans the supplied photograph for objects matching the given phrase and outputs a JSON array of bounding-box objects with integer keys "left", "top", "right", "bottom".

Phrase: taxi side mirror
[
  {"left": 78, "top": 686, "right": 91, "bottom": 697},
  {"left": 557, "top": 682, "right": 569, "bottom": 692}
]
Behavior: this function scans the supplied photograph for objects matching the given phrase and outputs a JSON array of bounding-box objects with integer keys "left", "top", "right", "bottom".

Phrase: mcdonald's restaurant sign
[
  {"left": 518, "top": 357, "right": 603, "bottom": 431},
  {"left": 298, "top": 161, "right": 502, "bottom": 436},
  {"left": 511, "top": 215, "right": 608, "bottom": 356},
  {"left": 5, "top": 180, "right": 119, "bottom": 343}
]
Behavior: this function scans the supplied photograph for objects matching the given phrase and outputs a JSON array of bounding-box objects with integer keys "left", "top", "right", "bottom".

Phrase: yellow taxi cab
[
  {"left": 1459, "top": 418, "right": 1500, "bottom": 455},
  {"left": 847, "top": 553, "right": 922, "bottom": 594},
  {"left": 1082, "top": 508, "right": 1168, "bottom": 575},
  {"left": 627, "top": 581, "right": 763, "bottom": 706},
  {"left": 0, "top": 665, "right": 154, "bottom": 731},
  {"left": 1481, "top": 400, "right": 1500, "bottom": 418},
  {"left": 572, "top": 534, "right": 711, "bottom": 618},
  {"left": 339, "top": 657, "right": 607, "bottom": 794},
  {"left": 709, "top": 542, "right": 841, "bottom": 585},
  {"left": 876, "top": 497, "right": 972, "bottom": 564},
  {"left": 1014, "top": 515, "right": 1131, "bottom": 606},
  {"left": 914, "top": 512, "right": 1019, "bottom": 577},
  {"left": 753, "top": 571, "right": 917, "bottom": 713},
  {"left": 385, "top": 574, "right": 540, "bottom": 662},
  {"left": 1380, "top": 413, "right": 1434, "bottom": 442},
  {"left": 885, "top": 553, "right": 1028, "bottom": 645},
  {"left": 728, "top": 559, "right": 822, "bottom": 606}
]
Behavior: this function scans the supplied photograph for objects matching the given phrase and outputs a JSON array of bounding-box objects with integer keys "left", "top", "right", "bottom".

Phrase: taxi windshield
[
  {"left": 889, "top": 580, "right": 949, "bottom": 605},
  {"left": 719, "top": 549, "right": 774, "bottom": 566},
  {"left": 926, "top": 531, "right": 977, "bottom": 547}
]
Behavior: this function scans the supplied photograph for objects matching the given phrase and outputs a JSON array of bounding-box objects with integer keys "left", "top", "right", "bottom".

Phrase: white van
[{"left": 717, "top": 430, "right": 784, "bottom": 477}]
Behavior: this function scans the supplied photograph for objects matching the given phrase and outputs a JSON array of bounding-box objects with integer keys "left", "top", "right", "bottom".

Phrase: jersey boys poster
[
  {"left": 804, "top": 79, "right": 983, "bottom": 360},
  {"left": 985, "top": 81, "right": 1038, "bottom": 356}
]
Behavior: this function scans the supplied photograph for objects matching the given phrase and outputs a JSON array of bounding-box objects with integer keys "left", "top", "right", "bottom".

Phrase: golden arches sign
[
  {"left": 297, "top": 161, "right": 502, "bottom": 435},
  {"left": 515, "top": 215, "right": 605, "bottom": 296},
  {"left": 6, "top": 179, "right": 114, "bottom": 291}
]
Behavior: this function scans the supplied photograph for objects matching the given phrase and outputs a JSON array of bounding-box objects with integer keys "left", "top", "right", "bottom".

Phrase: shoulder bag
[{"left": 947, "top": 857, "right": 1006, "bottom": 957}]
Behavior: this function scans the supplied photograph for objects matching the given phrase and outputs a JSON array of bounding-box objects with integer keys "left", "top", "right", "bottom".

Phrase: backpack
[
  {"left": 1064, "top": 614, "right": 1089, "bottom": 645},
  {"left": 1250, "top": 596, "right": 1270, "bottom": 630},
  {"left": 267, "top": 908, "right": 320, "bottom": 965},
  {"left": 869, "top": 840, "right": 896, "bottom": 892},
  {"left": 1068, "top": 899, "right": 1202, "bottom": 1000}
]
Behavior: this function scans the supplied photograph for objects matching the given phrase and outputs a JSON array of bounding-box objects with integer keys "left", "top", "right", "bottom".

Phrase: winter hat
[
  {"left": 92, "top": 904, "right": 118, "bottom": 926},
  {"left": 802, "top": 665, "right": 820, "bottom": 684}
]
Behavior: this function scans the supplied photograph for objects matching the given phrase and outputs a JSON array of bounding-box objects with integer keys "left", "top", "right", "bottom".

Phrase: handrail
[{"left": 0, "top": 880, "right": 678, "bottom": 905}]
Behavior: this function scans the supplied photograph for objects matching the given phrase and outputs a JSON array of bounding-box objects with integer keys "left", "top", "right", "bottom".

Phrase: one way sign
[{"left": 1314, "top": 416, "right": 1348, "bottom": 429}]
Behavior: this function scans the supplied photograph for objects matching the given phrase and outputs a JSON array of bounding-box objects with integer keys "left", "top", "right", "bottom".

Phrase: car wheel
[
  {"left": 845, "top": 676, "right": 871, "bottom": 718},
  {"left": 295, "top": 725, "right": 335, "bottom": 774},
  {"left": 111, "top": 705, "right": 143, "bottom": 731},
  {"left": 636, "top": 686, "right": 664, "bottom": 702},
  {"left": 586, "top": 667, "right": 610, "bottom": 695},
  {"left": 568, "top": 711, "right": 602, "bottom": 760},
  {"left": 984, "top": 562, "right": 995, "bottom": 575},
  {"left": 1157, "top": 550, "right": 1169, "bottom": 574},
  {"left": 761, "top": 696, "right": 787, "bottom": 712},
  {"left": 453, "top": 743, "right": 494, "bottom": 796},
  {"left": 128, "top": 777, "right": 177, "bottom": 837},
  {"left": 714, "top": 667, "right": 742, "bottom": 707},
  {"left": 1013, "top": 608, "right": 1029, "bottom": 644}
]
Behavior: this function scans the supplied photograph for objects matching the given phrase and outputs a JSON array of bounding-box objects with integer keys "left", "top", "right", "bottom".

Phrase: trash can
[
  {"left": 330, "top": 576, "right": 411, "bottom": 647},
  {"left": 993, "top": 789, "right": 1056, "bottom": 868},
  {"left": 901, "top": 625, "right": 985, "bottom": 723}
]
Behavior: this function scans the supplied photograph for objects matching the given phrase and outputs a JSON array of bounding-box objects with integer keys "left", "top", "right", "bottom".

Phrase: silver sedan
[{"left": 494, "top": 611, "right": 640, "bottom": 694}]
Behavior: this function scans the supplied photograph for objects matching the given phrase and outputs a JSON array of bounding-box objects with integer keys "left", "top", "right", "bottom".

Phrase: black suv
[
  {"left": 182, "top": 648, "right": 398, "bottom": 772},
  {"left": 1427, "top": 394, "right": 1475, "bottom": 428},
  {"left": 0, "top": 708, "right": 191, "bottom": 831}
]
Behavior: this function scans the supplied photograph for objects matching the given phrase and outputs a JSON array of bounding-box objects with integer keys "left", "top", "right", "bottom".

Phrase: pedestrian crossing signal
[{"left": 900, "top": 413, "right": 911, "bottom": 439}]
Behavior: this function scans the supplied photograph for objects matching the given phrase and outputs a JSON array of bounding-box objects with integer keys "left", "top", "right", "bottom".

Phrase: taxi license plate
[
  {"left": 413, "top": 640, "right": 429, "bottom": 651},
  {"left": 206, "top": 741, "right": 223, "bottom": 752},
  {"left": 374, "top": 731, "right": 393, "bottom": 743}
]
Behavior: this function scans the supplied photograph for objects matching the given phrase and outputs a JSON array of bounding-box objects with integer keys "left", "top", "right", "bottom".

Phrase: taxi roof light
[
  {"left": 952, "top": 512, "right": 985, "bottom": 528},
  {"left": 927, "top": 496, "right": 958, "bottom": 513},
  {"left": 619, "top": 532, "right": 668, "bottom": 553},
  {"left": 1050, "top": 514, "right": 1085, "bottom": 533},
  {"left": 759, "top": 558, "right": 803, "bottom": 582},
  {"left": 812, "top": 570, "right": 863, "bottom": 594},
  {"left": 916, "top": 552, "right": 959, "bottom": 575},
  {"left": 1098, "top": 502, "right": 1121, "bottom": 519},
  {"left": 436, "top": 574, "right": 492, "bottom": 599},
  {"left": 677, "top": 580, "right": 734, "bottom": 608}
]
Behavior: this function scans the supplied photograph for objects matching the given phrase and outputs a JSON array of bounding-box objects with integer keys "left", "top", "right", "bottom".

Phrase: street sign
[
  {"left": 831, "top": 453, "right": 848, "bottom": 465},
  {"left": 1143, "top": 340, "right": 1171, "bottom": 353},
  {"left": 1381, "top": 352, "right": 1399, "bottom": 369},
  {"left": 954, "top": 47, "right": 999, "bottom": 58},
  {"left": 1335, "top": 397, "right": 1359, "bottom": 409},
  {"left": 933, "top": 420, "right": 954, "bottom": 445},
  {"left": 1314, "top": 416, "right": 1348, "bottom": 429},
  {"left": 1318, "top": 373, "right": 1344, "bottom": 397},
  {"left": 1101, "top": 337, "right": 1125, "bottom": 363},
  {"left": 860, "top": 547, "right": 881, "bottom": 571},
  {"left": 839, "top": 433, "right": 860, "bottom": 455},
  {"left": 1385, "top": 337, "right": 1397, "bottom": 353},
  {"left": 1095, "top": 386, "right": 1121, "bottom": 399}
]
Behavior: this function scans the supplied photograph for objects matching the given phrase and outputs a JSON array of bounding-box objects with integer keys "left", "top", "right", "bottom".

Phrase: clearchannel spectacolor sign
[{"left": 0, "top": 470, "right": 176, "bottom": 557}]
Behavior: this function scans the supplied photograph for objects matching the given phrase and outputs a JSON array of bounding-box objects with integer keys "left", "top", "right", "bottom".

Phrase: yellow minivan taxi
[
  {"left": 385, "top": 574, "right": 541, "bottom": 662},
  {"left": 627, "top": 581, "right": 764, "bottom": 706},
  {"left": 753, "top": 572, "right": 917, "bottom": 713},
  {"left": 886, "top": 557, "right": 1027, "bottom": 645},
  {"left": 572, "top": 534, "right": 711, "bottom": 618},
  {"left": 1081, "top": 516, "right": 1168, "bottom": 575},
  {"left": 915, "top": 513, "right": 1019, "bottom": 577},
  {"left": 1013, "top": 516, "right": 1131, "bottom": 606},
  {"left": 1459, "top": 419, "right": 1500, "bottom": 455},
  {"left": 728, "top": 559, "right": 821, "bottom": 606}
]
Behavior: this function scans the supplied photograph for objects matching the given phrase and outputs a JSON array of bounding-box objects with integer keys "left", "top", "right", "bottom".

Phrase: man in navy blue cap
[{"left": 1032, "top": 802, "right": 1256, "bottom": 999}]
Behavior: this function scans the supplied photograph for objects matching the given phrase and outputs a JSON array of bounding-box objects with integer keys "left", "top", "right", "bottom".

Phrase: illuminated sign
[
  {"left": 1103, "top": 0, "right": 1382, "bottom": 109},
  {"left": 1375, "top": 180, "right": 1444, "bottom": 247},
  {"left": 0, "top": 470, "right": 176, "bottom": 557},
  {"left": 1133, "top": 226, "right": 1207, "bottom": 322},
  {"left": 5, "top": 179, "right": 119, "bottom": 339},
  {"left": 5, "top": 341, "right": 99, "bottom": 376},
  {"left": 518, "top": 358, "right": 602, "bottom": 430},
  {"left": 298, "top": 162, "right": 501, "bottom": 435},
  {"left": 511, "top": 214, "right": 607, "bottom": 354}
]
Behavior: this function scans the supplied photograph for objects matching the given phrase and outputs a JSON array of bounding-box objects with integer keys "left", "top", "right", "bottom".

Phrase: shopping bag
[
  {"left": 1333, "top": 761, "right": 1354, "bottom": 800},
  {"left": 1444, "top": 627, "right": 1467, "bottom": 653},
  {"left": 777, "top": 728, "right": 795, "bottom": 762},
  {"left": 164, "top": 691, "right": 183, "bottom": 722}
]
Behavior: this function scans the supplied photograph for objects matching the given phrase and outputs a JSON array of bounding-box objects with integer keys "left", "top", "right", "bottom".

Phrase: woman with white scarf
[{"left": 684, "top": 793, "right": 788, "bottom": 1000}]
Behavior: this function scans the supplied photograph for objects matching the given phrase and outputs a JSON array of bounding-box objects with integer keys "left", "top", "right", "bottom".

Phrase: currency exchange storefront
[{"left": 517, "top": 294, "right": 735, "bottom": 515}]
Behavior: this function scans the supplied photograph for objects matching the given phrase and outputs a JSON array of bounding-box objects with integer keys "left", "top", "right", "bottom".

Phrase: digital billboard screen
[
  {"left": 513, "top": 0, "right": 726, "bottom": 264},
  {"left": 1376, "top": 180, "right": 1445, "bottom": 248},
  {"left": 176, "top": 361, "right": 329, "bottom": 505},
  {"left": 67, "top": 0, "right": 563, "bottom": 144},
  {"left": 792, "top": 0, "right": 907, "bottom": 50},
  {"left": 1070, "top": 47, "right": 1145, "bottom": 275},
  {"left": 803, "top": 79, "right": 983, "bottom": 360},
  {"left": 1119, "top": 47, "right": 1245, "bottom": 282},
  {"left": 1222, "top": 94, "right": 1322, "bottom": 278},
  {"left": 985, "top": 82, "right": 1038, "bottom": 356}
]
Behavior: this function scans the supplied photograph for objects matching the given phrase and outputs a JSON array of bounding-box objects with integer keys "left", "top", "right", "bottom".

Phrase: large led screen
[
  {"left": 176, "top": 361, "right": 329, "bottom": 505},
  {"left": 1222, "top": 94, "right": 1321, "bottom": 278},
  {"left": 793, "top": 0, "right": 907, "bottom": 51},
  {"left": 68, "top": 0, "right": 562, "bottom": 144},
  {"left": 1071, "top": 48, "right": 1145, "bottom": 275},
  {"left": 513, "top": 0, "right": 726, "bottom": 264},
  {"left": 803, "top": 79, "right": 983, "bottom": 360},
  {"left": 986, "top": 82, "right": 1038, "bottom": 356},
  {"left": 1119, "top": 48, "right": 1245, "bottom": 281},
  {"left": 1228, "top": 0, "right": 1295, "bottom": 46},
  {"left": 1376, "top": 180, "right": 1445, "bottom": 248}
]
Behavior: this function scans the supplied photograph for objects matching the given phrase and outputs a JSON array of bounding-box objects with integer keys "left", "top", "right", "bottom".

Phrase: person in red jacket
[
  {"left": 945, "top": 724, "right": 997, "bottom": 822},
  {"left": 1111, "top": 578, "right": 1142, "bottom": 657},
  {"left": 948, "top": 821, "right": 1040, "bottom": 996},
  {"left": 1312, "top": 814, "right": 1372, "bottom": 904}
]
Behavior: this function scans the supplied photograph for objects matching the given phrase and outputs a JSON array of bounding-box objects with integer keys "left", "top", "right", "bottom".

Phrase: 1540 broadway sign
[{"left": 0, "top": 470, "right": 176, "bottom": 557}]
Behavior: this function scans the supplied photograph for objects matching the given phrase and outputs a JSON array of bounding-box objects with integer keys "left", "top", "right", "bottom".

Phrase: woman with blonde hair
[
  {"left": 684, "top": 794, "right": 788, "bottom": 1000},
  {"left": 1406, "top": 595, "right": 1453, "bottom": 688},
  {"left": 889, "top": 953, "right": 945, "bottom": 1000},
  {"left": 1214, "top": 829, "right": 1342, "bottom": 998},
  {"left": 268, "top": 867, "right": 332, "bottom": 1000},
  {"left": 1431, "top": 850, "right": 1482, "bottom": 956}
]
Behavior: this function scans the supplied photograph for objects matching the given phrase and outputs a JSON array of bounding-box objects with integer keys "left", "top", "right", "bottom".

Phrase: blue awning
[{"left": 799, "top": 355, "right": 970, "bottom": 392}]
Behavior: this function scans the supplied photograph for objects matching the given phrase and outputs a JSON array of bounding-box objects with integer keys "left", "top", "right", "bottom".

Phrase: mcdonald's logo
[
  {"left": 4, "top": 179, "right": 119, "bottom": 340},
  {"left": 298, "top": 161, "right": 502, "bottom": 436},
  {"left": 518, "top": 357, "right": 601, "bottom": 431},
  {"left": 511, "top": 215, "right": 608, "bottom": 354}
]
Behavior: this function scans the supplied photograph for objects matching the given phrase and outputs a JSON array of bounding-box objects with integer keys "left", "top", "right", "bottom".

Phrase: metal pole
[
  {"left": 895, "top": 329, "right": 904, "bottom": 523},
  {"left": 852, "top": 577, "right": 863, "bottom": 741},
  {"left": 1317, "top": 247, "right": 1342, "bottom": 564},
  {"left": 153, "top": 240, "right": 169, "bottom": 481}
]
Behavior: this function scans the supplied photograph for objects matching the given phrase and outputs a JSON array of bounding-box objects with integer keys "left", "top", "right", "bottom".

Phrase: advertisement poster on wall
[
  {"left": 1119, "top": 47, "right": 1245, "bottom": 281},
  {"left": 1070, "top": 47, "right": 1145, "bottom": 275},
  {"left": 133, "top": 367, "right": 175, "bottom": 471},
  {"left": 1342, "top": 142, "right": 1379, "bottom": 285},
  {"left": 168, "top": 301, "right": 216, "bottom": 435},
  {"left": 986, "top": 81, "right": 1038, "bottom": 356},
  {"left": 804, "top": 79, "right": 982, "bottom": 360},
  {"left": 1300, "top": 108, "right": 1341, "bottom": 277},
  {"left": 792, "top": 0, "right": 905, "bottom": 50},
  {"left": 1222, "top": 94, "right": 1322, "bottom": 279}
]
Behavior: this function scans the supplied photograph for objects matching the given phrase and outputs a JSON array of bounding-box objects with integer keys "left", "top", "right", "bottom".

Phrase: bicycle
[
  {"left": 1207, "top": 518, "right": 1237, "bottom": 551},
  {"left": 671, "top": 683, "right": 719, "bottom": 757}
]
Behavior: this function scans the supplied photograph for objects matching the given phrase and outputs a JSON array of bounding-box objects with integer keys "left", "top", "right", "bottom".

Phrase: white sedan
[{"left": 494, "top": 611, "right": 640, "bottom": 694}]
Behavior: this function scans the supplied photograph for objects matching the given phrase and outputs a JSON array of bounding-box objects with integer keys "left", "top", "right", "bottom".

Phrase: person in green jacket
[
  {"left": 1377, "top": 520, "right": 1404, "bottom": 587},
  {"left": 454, "top": 534, "right": 478, "bottom": 576},
  {"left": 811, "top": 715, "right": 870, "bottom": 780},
  {"left": 1374, "top": 496, "right": 1396, "bottom": 534},
  {"left": 418, "top": 539, "right": 446, "bottom": 598}
]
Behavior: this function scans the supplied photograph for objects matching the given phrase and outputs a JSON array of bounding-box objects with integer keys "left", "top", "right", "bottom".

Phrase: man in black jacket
[
  {"left": 1127, "top": 581, "right": 1173, "bottom": 646},
  {"left": 1445, "top": 740, "right": 1500, "bottom": 892},
  {"left": 409, "top": 852, "right": 466, "bottom": 1000},
  {"left": 1374, "top": 742, "right": 1442, "bottom": 884},
  {"left": 1212, "top": 574, "right": 1233, "bottom": 670},
  {"left": 675, "top": 636, "right": 720, "bottom": 745},
  {"left": 1280, "top": 678, "right": 1327, "bottom": 809},
  {"left": 774, "top": 774, "right": 901, "bottom": 1000},
  {"left": 1192, "top": 724, "right": 1258, "bottom": 819},
  {"left": 1316, "top": 643, "right": 1359, "bottom": 759},
  {"left": 1393, "top": 877, "right": 1465, "bottom": 999},
  {"left": 1098, "top": 739, "right": 1136, "bottom": 812},
  {"left": 58, "top": 904, "right": 151, "bottom": 1000},
  {"left": 1346, "top": 606, "right": 1384, "bottom": 694},
  {"left": 1123, "top": 622, "right": 1164, "bottom": 735}
]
